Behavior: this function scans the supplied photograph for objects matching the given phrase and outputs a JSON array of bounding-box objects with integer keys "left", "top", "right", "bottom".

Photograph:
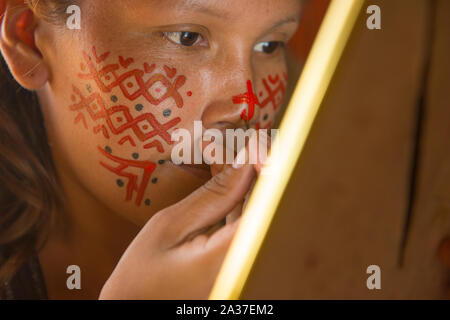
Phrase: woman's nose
[
  {"left": 201, "top": 63, "right": 261, "bottom": 131},
  {"left": 201, "top": 98, "right": 250, "bottom": 131}
]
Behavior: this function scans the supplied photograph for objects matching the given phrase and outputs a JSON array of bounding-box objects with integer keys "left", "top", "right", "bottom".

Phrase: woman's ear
[{"left": 0, "top": 0, "right": 49, "bottom": 90}]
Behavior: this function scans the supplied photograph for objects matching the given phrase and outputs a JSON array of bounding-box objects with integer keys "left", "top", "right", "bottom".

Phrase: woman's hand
[{"left": 99, "top": 133, "right": 268, "bottom": 300}]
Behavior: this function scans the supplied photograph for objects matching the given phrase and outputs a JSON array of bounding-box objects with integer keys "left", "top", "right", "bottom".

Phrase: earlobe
[{"left": 0, "top": 1, "right": 49, "bottom": 90}]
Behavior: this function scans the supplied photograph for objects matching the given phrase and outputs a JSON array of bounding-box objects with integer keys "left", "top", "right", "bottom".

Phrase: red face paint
[
  {"left": 98, "top": 146, "right": 156, "bottom": 206},
  {"left": 69, "top": 84, "right": 182, "bottom": 152},
  {"left": 77, "top": 47, "right": 187, "bottom": 108},
  {"left": 234, "top": 72, "right": 287, "bottom": 125},
  {"left": 68, "top": 46, "right": 192, "bottom": 207},
  {"left": 233, "top": 80, "right": 259, "bottom": 122}
]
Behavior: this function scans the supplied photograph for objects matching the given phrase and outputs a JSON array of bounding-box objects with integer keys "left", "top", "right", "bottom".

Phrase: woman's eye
[
  {"left": 254, "top": 41, "right": 284, "bottom": 54},
  {"left": 163, "top": 31, "right": 203, "bottom": 47}
]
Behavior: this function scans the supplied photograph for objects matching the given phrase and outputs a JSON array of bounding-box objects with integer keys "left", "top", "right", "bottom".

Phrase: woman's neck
[{"left": 38, "top": 163, "right": 140, "bottom": 300}]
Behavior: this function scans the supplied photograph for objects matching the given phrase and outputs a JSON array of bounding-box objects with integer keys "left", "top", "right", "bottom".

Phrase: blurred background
[{"left": 288, "top": 0, "right": 330, "bottom": 62}]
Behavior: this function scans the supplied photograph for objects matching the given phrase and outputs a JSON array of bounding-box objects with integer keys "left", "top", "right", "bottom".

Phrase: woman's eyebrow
[
  {"left": 267, "top": 16, "right": 301, "bottom": 33},
  {"left": 176, "top": 0, "right": 232, "bottom": 20}
]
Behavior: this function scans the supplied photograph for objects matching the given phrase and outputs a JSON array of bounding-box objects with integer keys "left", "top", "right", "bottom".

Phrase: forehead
[
  {"left": 144, "top": 0, "right": 302, "bottom": 13},
  {"left": 97, "top": 0, "right": 303, "bottom": 22}
]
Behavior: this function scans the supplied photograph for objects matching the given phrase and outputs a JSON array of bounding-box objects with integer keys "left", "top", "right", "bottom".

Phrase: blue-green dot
[
  {"left": 105, "top": 146, "right": 112, "bottom": 154},
  {"left": 116, "top": 179, "right": 124, "bottom": 187},
  {"left": 158, "top": 160, "right": 165, "bottom": 165},
  {"left": 152, "top": 177, "right": 158, "bottom": 184},
  {"left": 163, "top": 109, "right": 172, "bottom": 117},
  {"left": 144, "top": 199, "right": 151, "bottom": 206},
  {"left": 132, "top": 153, "right": 139, "bottom": 159},
  {"left": 135, "top": 104, "right": 144, "bottom": 112},
  {"left": 111, "top": 95, "right": 118, "bottom": 103},
  {"left": 263, "top": 114, "right": 269, "bottom": 121}
]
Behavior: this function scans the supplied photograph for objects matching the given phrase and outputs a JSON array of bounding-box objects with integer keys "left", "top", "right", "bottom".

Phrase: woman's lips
[{"left": 170, "top": 161, "right": 212, "bottom": 180}]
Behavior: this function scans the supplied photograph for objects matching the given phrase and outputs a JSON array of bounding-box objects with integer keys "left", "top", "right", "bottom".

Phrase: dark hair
[{"left": 0, "top": 0, "right": 71, "bottom": 282}]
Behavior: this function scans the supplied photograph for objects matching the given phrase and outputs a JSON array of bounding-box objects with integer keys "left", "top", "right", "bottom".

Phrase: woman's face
[{"left": 37, "top": 0, "right": 302, "bottom": 225}]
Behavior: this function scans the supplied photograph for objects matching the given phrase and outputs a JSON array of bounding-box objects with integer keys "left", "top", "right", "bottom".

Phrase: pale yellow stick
[{"left": 209, "top": 0, "right": 365, "bottom": 300}]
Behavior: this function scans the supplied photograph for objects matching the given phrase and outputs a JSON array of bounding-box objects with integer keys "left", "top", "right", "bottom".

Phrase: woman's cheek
[
  {"left": 254, "top": 70, "right": 289, "bottom": 129},
  {"left": 70, "top": 45, "right": 193, "bottom": 155},
  {"left": 51, "top": 45, "right": 201, "bottom": 221}
]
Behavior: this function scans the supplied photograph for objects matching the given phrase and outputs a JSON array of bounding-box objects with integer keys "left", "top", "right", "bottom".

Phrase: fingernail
[
  {"left": 257, "top": 130, "right": 269, "bottom": 165},
  {"left": 232, "top": 146, "right": 246, "bottom": 169}
]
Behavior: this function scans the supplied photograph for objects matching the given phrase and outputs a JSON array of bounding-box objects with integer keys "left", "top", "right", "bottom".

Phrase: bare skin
[{"left": 0, "top": 0, "right": 302, "bottom": 299}]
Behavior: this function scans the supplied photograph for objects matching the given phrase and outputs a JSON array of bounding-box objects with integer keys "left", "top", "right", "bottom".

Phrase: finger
[
  {"left": 255, "top": 129, "right": 272, "bottom": 174},
  {"left": 242, "top": 178, "right": 257, "bottom": 213},
  {"left": 232, "top": 129, "right": 271, "bottom": 173},
  {"left": 180, "top": 216, "right": 243, "bottom": 294},
  {"left": 198, "top": 216, "right": 243, "bottom": 283},
  {"left": 226, "top": 202, "right": 243, "bottom": 225},
  {"left": 204, "top": 216, "right": 242, "bottom": 260},
  {"left": 216, "top": 130, "right": 267, "bottom": 224},
  {"left": 200, "top": 131, "right": 231, "bottom": 177},
  {"left": 160, "top": 163, "right": 255, "bottom": 248}
]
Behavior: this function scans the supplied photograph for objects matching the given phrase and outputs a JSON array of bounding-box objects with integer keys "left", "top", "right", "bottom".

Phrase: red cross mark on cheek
[
  {"left": 232, "top": 73, "right": 287, "bottom": 123},
  {"left": 233, "top": 80, "right": 259, "bottom": 122}
]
